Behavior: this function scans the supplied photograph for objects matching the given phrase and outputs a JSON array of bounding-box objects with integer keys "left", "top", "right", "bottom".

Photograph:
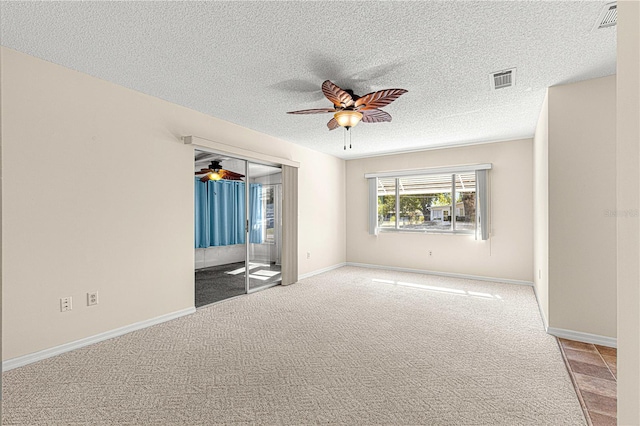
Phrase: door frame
[{"left": 193, "top": 146, "right": 283, "bottom": 298}]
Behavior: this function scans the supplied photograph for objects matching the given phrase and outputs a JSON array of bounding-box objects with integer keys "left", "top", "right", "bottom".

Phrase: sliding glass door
[
  {"left": 247, "top": 162, "right": 282, "bottom": 292},
  {"left": 194, "top": 150, "right": 282, "bottom": 307},
  {"left": 194, "top": 152, "right": 248, "bottom": 307}
]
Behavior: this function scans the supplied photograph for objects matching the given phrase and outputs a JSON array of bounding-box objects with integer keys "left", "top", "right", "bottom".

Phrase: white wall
[
  {"left": 297, "top": 155, "right": 346, "bottom": 273},
  {"left": 195, "top": 246, "right": 245, "bottom": 269},
  {"left": 533, "top": 90, "right": 549, "bottom": 327},
  {"left": 346, "top": 139, "right": 533, "bottom": 283},
  {"left": 1, "top": 47, "right": 346, "bottom": 360},
  {"left": 546, "top": 76, "right": 617, "bottom": 339},
  {"left": 616, "top": 1, "right": 640, "bottom": 422},
  {"left": 533, "top": 76, "right": 617, "bottom": 341}
]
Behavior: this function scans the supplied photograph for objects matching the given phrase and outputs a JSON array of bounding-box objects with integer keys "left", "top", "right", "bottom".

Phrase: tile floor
[{"left": 558, "top": 338, "right": 617, "bottom": 426}]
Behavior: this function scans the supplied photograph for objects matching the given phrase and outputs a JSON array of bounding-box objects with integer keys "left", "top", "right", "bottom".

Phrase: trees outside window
[{"left": 376, "top": 173, "right": 477, "bottom": 232}]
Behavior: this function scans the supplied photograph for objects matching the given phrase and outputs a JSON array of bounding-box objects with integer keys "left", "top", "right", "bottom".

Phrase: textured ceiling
[{"left": 0, "top": 1, "right": 616, "bottom": 159}]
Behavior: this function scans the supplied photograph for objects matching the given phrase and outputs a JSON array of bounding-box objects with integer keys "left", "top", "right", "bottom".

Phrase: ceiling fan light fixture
[
  {"left": 208, "top": 172, "right": 222, "bottom": 181},
  {"left": 334, "top": 110, "right": 363, "bottom": 129}
]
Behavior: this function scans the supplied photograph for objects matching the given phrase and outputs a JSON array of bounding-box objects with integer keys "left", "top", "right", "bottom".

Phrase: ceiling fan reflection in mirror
[
  {"left": 287, "top": 80, "right": 407, "bottom": 150},
  {"left": 195, "top": 161, "right": 245, "bottom": 182}
]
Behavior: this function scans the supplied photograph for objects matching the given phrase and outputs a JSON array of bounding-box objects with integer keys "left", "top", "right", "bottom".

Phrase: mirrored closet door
[
  {"left": 247, "top": 162, "right": 282, "bottom": 292},
  {"left": 194, "top": 151, "right": 248, "bottom": 307},
  {"left": 194, "top": 150, "right": 282, "bottom": 307}
]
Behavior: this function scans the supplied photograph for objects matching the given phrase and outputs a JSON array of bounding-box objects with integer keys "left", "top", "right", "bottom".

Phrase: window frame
[{"left": 366, "top": 164, "right": 491, "bottom": 238}]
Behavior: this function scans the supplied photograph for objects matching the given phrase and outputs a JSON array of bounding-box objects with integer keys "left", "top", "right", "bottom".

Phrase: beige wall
[
  {"left": 297, "top": 150, "right": 345, "bottom": 275},
  {"left": 1, "top": 47, "right": 346, "bottom": 360},
  {"left": 616, "top": 0, "right": 640, "bottom": 422},
  {"left": 0, "top": 42, "right": 3, "bottom": 411},
  {"left": 533, "top": 90, "right": 549, "bottom": 327},
  {"left": 345, "top": 139, "right": 533, "bottom": 283},
  {"left": 546, "top": 76, "right": 617, "bottom": 339}
]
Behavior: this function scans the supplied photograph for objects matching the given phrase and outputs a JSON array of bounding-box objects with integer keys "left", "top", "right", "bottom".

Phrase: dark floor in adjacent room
[
  {"left": 195, "top": 262, "right": 281, "bottom": 307},
  {"left": 558, "top": 338, "right": 617, "bottom": 426}
]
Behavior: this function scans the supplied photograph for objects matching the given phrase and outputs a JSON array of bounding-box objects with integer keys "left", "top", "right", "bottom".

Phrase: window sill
[{"left": 376, "top": 228, "right": 475, "bottom": 236}]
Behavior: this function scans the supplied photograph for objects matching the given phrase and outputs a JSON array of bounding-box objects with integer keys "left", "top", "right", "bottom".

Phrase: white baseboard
[
  {"left": 345, "top": 262, "right": 534, "bottom": 286},
  {"left": 547, "top": 327, "right": 617, "bottom": 348},
  {"left": 2, "top": 307, "right": 196, "bottom": 372},
  {"left": 298, "top": 263, "right": 347, "bottom": 280}
]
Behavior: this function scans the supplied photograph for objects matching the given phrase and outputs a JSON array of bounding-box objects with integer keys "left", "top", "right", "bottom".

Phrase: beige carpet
[{"left": 2, "top": 266, "right": 585, "bottom": 425}]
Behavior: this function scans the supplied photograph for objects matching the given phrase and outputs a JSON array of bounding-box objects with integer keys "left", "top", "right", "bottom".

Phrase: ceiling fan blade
[
  {"left": 195, "top": 169, "right": 213, "bottom": 175},
  {"left": 200, "top": 174, "right": 211, "bottom": 182},
  {"left": 354, "top": 88, "right": 408, "bottom": 110},
  {"left": 327, "top": 117, "right": 340, "bottom": 131},
  {"left": 219, "top": 169, "right": 245, "bottom": 180},
  {"left": 322, "top": 80, "right": 354, "bottom": 108},
  {"left": 362, "top": 109, "right": 392, "bottom": 123},
  {"left": 286, "top": 108, "right": 336, "bottom": 115}
]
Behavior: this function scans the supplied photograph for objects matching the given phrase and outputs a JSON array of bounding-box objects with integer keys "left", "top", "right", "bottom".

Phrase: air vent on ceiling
[
  {"left": 595, "top": 2, "right": 617, "bottom": 29},
  {"left": 490, "top": 68, "right": 516, "bottom": 90}
]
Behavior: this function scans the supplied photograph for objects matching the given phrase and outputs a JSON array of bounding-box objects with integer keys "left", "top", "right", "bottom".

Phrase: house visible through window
[{"left": 366, "top": 165, "right": 490, "bottom": 239}]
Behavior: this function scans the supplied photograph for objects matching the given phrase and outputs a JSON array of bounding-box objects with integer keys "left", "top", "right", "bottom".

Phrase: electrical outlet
[
  {"left": 428, "top": 251, "right": 433, "bottom": 257},
  {"left": 307, "top": 252, "right": 311, "bottom": 259},
  {"left": 60, "top": 297, "right": 72, "bottom": 312},
  {"left": 87, "top": 291, "right": 98, "bottom": 306}
]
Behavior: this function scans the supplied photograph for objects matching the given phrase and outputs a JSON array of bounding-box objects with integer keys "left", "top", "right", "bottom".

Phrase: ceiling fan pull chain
[
  {"left": 343, "top": 128, "right": 346, "bottom": 150},
  {"left": 349, "top": 129, "right": 352, "bottom": 149}
]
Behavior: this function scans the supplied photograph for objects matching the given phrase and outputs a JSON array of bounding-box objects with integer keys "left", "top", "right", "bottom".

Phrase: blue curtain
[
  {"left": 195, "top": 178, "right": 263, "bottom": 248},
  {"left": 195, "top": 179, "right": 209, "bottom": 248},
  {"left": 208, "top": 180, "right": 245, "bottom": 246}
]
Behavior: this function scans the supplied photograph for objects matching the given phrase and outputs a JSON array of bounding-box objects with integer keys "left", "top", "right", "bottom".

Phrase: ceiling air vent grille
[
  {"left": 490, "top": 68, "right": 515, "bottom": 90},
  {"left": 595, "top": 2, "right": 617, "bottom": 29}
]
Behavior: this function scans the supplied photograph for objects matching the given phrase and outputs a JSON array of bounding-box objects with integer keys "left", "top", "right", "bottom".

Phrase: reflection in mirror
[
  {"left": 248, "top": 162, "right": 282, "bottom": 292},
  {"left": 194, "top": 150, "right": 247, "bottom": 307}
]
